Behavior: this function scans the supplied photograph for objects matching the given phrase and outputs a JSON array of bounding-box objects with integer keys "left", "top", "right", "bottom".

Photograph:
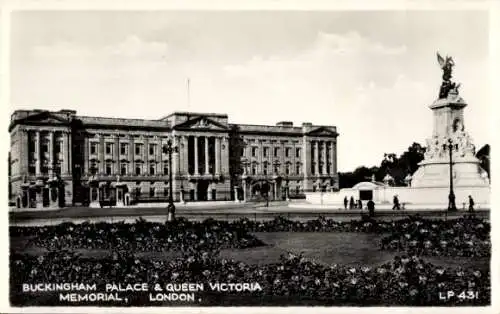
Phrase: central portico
[{"left": 162, "top": 112, "right": 231, "bottom": 202}]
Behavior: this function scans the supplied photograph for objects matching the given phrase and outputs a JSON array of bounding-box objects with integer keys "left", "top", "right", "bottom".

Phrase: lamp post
[
  {"left": 163, "top": 139, "right": 179, "bottom": 221},
  {"left": 272, "top": 160, "right": 281, "bottom": 202},
  {"left": 241, "top": 159, "right": 250, "bottom": 203},
  {"left": 447, "top": 138, "right": 457, "bottom": 211}
]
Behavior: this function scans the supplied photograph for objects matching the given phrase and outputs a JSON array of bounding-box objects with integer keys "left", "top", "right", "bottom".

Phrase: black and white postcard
[{"left": 1, "top": 1, "right": 498, "bottom": 313}]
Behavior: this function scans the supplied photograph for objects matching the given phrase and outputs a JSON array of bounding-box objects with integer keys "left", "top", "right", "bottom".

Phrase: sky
[{"left": 8, "top": 10, "right": 491, "bottom": 172}]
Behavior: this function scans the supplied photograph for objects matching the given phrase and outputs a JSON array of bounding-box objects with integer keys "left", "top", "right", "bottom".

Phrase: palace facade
[{"left": 9, "top": 109, "right": 338, "bottom": 209}]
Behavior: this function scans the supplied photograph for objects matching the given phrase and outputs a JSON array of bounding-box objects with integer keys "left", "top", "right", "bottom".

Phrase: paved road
[{"left": 9, "top": 203, "right": 489, "bottom": 227}]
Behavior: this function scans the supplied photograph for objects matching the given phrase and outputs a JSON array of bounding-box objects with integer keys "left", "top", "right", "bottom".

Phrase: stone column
[
  {"left": 322, "top": 141, "right": 327, "bottom": 175},
  {"left": 314, "top": 141, "right": 319, "bottom": 176},
  {"left": 182, "top": 135, "right": 189, "bottom": 175},
  {"left": 99, "top": 134, "right": 105, "bottom": 174},
  {"left": 83, "top": 136, "right": 89, "bottom": 175},
  {"left": 172, "top": 136, "right": 179, "bottom": 176},
  {"left": 61, "top": 132, "right": 68, "bottom": 174},
  {"left": 258, "top": 140, "right": 263, "bottom": 174},
  {"left": 128, "top": 135, "right": 134, "bottom": 175},
  {"left": 49, "top": 132, "right": 54, "bottom": 176},
  {"left": 215, "top": 137, "right": 221, "bottom": 175},
  {"left": 332, "top": 140, "right": 337, "bottom": 175},
  {"left": 114, "top": 135, "right": 120, "bottom": 174},
  {"left": 156, "top": 137, "right": 162, "bottom": 175},
  {"left": 302, "top": 136, "right": 311, "bottom": 192},
  {"left": 35, "top": 131, "right": 41, "bottom": 176},
  {"left": 204, "top": 136, "right": 210, "bottom": 175},
  {"left": 242, "top": 179, "right": 247, "bottom": 202},
  {"left": 194, "top": 136, "right": 199, "bottom": 175},
  {"left": 281, "top": 141, "right": 285, "bottom": 170},
  {"left": 144, "top": 136, "right": 149, "bottom": 175},
  {"left": 207, "top": 183, "right": 212, "bottom": 200},
  {"left": 273, "top": 181, "right": 277, "bottom": 200},
  {"left": 19, "top": 129, "right": 28, "bottom": 175},
  {"left": 67, "top": 131, "right": 72, "bottom": 175},
  {"left": 172, "top": 136, "right": 179, "bottom": 198},
  {"left": 221, "top": 137, "right": 229, "bottom": 175}
]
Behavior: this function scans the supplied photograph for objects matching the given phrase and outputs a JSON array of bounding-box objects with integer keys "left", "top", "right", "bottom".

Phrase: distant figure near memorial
[
  {"left": 468, "top": 195, "right": 475, "bottom": 213},
  {"left": 392, "top": 195, "right": 401, "bottom": 210},
  {"left": 344, "top": 196, "right": 348, "bottom": 210},
  {"left": 367, "top": 200, "right": 375, "bottom": 217},
  {"left": 349, "top": 196, "right": 355, "bottom": 210}
]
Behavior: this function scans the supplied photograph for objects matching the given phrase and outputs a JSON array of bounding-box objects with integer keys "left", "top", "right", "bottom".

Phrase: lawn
[
  {"left": 11, "top": 231, "right": 489, "bottom": 270},
  {"left": 221, "top": 232, "right": 490, "bottom": 270}
]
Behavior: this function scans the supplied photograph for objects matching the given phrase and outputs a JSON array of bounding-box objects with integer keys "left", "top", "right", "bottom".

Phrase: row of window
[
  {"left": 89, "top": 162, "right": 169, "bottom": 176},
  {"left": 245, "top": 162, "right": 333, "bottom": 176},
  {"left": 247, "top": 163, "right": 299, "bottom": 176},
  {"left": 135, "top": 187, "right": 170, "bottom": 198},
  {"left": 28, "top": 140, "right": 63, "bottom": 155},
  {"left": 27, "top": 165, "right": 61, "bottom": 175},
  {"left": 89, "top": 142, "right": 161, "bottom": 156},
  {"left": 247, "top": 147, "right": 301, "bottom": 158}
]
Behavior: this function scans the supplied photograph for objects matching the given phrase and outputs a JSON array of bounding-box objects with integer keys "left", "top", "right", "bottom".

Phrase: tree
[
  {"left": 476, "top": 144, "right": 490, "bottom": 179},
  {"left": 338, "top": 142, "right": 425, "bottom": 188}
]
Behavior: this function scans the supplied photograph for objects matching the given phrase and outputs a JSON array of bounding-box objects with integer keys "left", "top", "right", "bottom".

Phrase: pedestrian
[
  {"left": 468, "top": 195, "right": 475, "bottom": 213},
  {"left": 367, "top": 200, "right": 375, "bottom": 217},
  {"left": 392, "top": 195, "right": 401, "bottom": 210},
  {"left": 349, "top": 196, "right": 355, "bottom": 210},
  {"left": 344, "top": 196, "right": 348, "bottom": 210},
  {"left": 358, "top": 199, "right": 363, "bottom": 210}
]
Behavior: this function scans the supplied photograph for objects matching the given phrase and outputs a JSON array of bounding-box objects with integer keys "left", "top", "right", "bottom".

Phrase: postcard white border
[{"left": 0, "top": 0, "right": 498, "bottom": 313}]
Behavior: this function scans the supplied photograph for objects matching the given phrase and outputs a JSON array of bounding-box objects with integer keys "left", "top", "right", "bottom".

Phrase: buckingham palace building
[{"left": 8, "top": 109, "right": 339, "bottom": 209}]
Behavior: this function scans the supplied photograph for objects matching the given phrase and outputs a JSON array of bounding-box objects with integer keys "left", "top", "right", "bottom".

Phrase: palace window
[
  {"left": 296, "top": 148, "right": 301, "bottom": 158},
  {"left": 285, "top": 164, "right": 290, "bottom": 175},
  {"left": 150, "top": 187, "right": 155, "bottom": 197},
  {"left": 105, "top": 163, "right": 112, "bottom": 175},
  {"left": 120, "top": 143, "right": 128, "bottom": 155},
  {"left": 311, "top": 162, "right": 316, "bottom": 174},
  {"left": 90, "top": 143, "right": 98, "bottom": 155},
  {"left": 150, "top": 165, "right": 155, "bottom": 175},
  {"left": 252, "top": 147, "right": 257, "bottom": 157},
  {"left": 135, "top": 144, "right": 142, "bottom": 155},
  {"left": 274, "top": 165, "right": 279, "bottom": 174},
  {"left": 90, "top": 161, "right": 98, "bottom": 174},
  {"left": 296, "top": 186, "right": 300, "bottom": 195},
  {"left": 285, "top": 148, "right": 290, "bottom": 158},
  {"left": 135, "top": 165, "right": 142, "bottom": 175},
  {"left": 263, "top": 163, "right": 268, "bottom": 175},
  {"left": 240, "top": 148, "right": 245, "bottom": 157},
  {"left": 163, "top": 164, "right": 169, "bottom": 175},
  {"left": 105, "top": 143, "right": 112, "bottom": 155},
  {"left": 296, "top": 163, "right": 301, "bottom": 174},
  {"left": 274, "top": 147, "right": 280, "bottom": 157},
  {"left": 251, "top": 165, "right": 257, "bottom": 175},
  {"left": 149, "top": 144, "right": 156, "bottom": 156},
  {"left": 164, "top": 187, "right": 168, "bottom": 197},
  {"left": 263, "top": 147, "right": 269, "bottom": 158},
  {"left": 121, "top": 164, "right": 127, "bottom": 175}
]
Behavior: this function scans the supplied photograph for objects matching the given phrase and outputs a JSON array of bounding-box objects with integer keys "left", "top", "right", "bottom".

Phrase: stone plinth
[{"left": 411, "top": 90, "right": 489, "bottom": 189}]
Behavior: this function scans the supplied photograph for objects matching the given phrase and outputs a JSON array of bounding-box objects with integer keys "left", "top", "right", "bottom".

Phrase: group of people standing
[
  {"left": 343, "top": 194, "right": 476, "bottom": 213},
  {"left": 343, "top": 196, "right": 375, "bottom": 217}
]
